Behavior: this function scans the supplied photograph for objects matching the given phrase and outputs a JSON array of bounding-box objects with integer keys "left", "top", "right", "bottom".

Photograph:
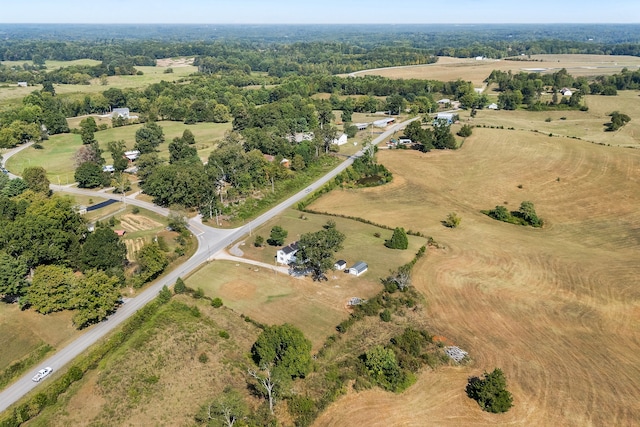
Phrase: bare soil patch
[
  {"left": 118, "top": 213, "right": 163, "bottom": 232},
  {"left": 155, "top": 57, "right": 195, "bottom": 67}
]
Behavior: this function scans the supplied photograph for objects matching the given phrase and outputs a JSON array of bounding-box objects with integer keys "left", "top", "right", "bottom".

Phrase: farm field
[
  {"left": 309, "top": 130, "right": 640, "bottom": 425},
  {"left": 351, "top": 54, "right": 640, "bottom": 86},
  {"left": 459, "top": 90, "right": 640, "bottom": 148},
  {"left": 6, "top": 120, "right": 231, "bottom": 182},
  {"left": 0, "top": 58, "right": 197, "bottom": 109}
]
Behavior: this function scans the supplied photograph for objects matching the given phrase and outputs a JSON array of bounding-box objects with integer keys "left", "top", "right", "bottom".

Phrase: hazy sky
[{"left": 2, "top": 0, "right": 639, "bottom": 24}]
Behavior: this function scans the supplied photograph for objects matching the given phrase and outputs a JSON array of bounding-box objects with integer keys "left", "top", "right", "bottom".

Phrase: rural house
[
  {"left": 348, "top": 261, "right": 368, "bottom": 276},
  {"left": 111, "top": 108, "right": 131, "bottom": 119},
  {"left": 435, "top": 112, "right": 455, "bottom": 124},
  {"left": 332, "top": 133, "right": 348, "bottom": 146},
  {"left": 276, "top": 242, "right": 299, "bottom": 265}
]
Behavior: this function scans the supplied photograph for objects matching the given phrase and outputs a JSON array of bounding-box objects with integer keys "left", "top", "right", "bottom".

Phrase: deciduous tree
[
  {"left": 22, "top": 166, "right": 50, "bottom": 194},
  {"left": 466, "top": 368, "right": 513, "bottom": 413},
  {"left": 251, "top": 324, "right": 312, "bottom": 379},
  {"left": 293, "top": 223, "right": 346, "bottom": 279}
]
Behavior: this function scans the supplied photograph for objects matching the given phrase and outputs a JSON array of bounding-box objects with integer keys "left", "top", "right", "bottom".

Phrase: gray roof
[
  {"left": 350, "top": 261, "right": 368, "bottom": 273},
  {"left": 280, "top": 242, "right": 299, "bottom": 255}
]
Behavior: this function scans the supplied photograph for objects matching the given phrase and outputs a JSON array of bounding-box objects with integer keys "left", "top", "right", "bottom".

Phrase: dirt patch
[
  {"left": 119, "top": 213, "right": 163, "bottom": 233},
  {"left": 219, "top": 279, "right": 258, "bottom": 301},
  {"left": 124, "top": 237, "right": 146, "bottom": 261},
  {"left": 155, "top": 57, "right": 195, "bottom": 68}
]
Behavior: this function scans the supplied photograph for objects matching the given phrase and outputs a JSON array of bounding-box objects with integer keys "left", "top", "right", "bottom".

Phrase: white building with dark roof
[{"left": 276, "top": 242, "right": 299, "bottom": 265}]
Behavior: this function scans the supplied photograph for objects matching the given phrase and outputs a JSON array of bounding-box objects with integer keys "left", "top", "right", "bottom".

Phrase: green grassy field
[
  {"left": 0, "top": 59, "right": 197, "bottom": 110},
  {"left": 0, "top": 304, "right": 78, "bottom": 374},
  {"left": 6, "top": 120, "right": 231, "bottom": 181}
]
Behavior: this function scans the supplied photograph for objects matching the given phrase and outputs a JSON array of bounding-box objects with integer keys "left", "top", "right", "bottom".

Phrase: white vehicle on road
[{"left": 31, "top": 367, "right": 53, "bottom": 382}]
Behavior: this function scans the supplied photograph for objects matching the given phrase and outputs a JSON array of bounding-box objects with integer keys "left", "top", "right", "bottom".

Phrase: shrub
[
  {"left": 254, "top": 235, "right": 265, "bottom": 247},
  {"left": 443, "top": 212, "right": 461, "bottom": 228},
  {"left": 198, "top": 352, "right": 209, "bottom": 363},
  {"left": 131, "top": 206, "right": 140, "bottom": 214},
  {"left": 158, "top": 285, "right": 172, "bottom": 304},
  {"left": 219, "top": 330, "right": 230, "bottom": 339},
  {"left": 457, "top": 124, "right": 473, "bottom": 137},
  {"left": 193, "top": 287, "right": 205, "bottom": 299},
  {"left": 211, "top": 297, "right": 223, "bottom": 308},
  {"left": 380, "top": 309, "right": 391, "bottom": 322}
]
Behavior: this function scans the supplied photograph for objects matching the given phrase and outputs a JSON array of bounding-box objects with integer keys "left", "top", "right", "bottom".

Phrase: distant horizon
[
  {"left": 1, "top": 23, "right": 639, "bottom": 26},
  {"left": 1, "top": 0, "right": 638, "bottom": 25}
]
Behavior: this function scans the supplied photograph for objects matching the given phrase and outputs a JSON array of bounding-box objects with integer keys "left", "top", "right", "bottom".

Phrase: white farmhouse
[
  {"left": 332, "top": 133, "right": 348, "bottom": 146},
  {"left": 276, "top": 242, "right": 299, "bottom": 265}
]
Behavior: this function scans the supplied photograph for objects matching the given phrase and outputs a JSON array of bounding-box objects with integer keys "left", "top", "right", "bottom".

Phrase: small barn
[
  {"left": 334, "top": 260, "right": 347, "bottom": 270},
  {"left": 354, "top": 123, "right": 369, "bottom": 131},
  {"left": 276, "top": 242, "right": 299, "bottom": 265},
  {"left": 488, "top": 103, "right": 499, "bottom": 110},
  {"left": 17, "top": 82, "right": 28, "bottom": 87},
  {"left": 332, "top": 133, "right": 348, "bottom": 146},
  {"left": 348, "top": 261, "right": 368, "bottom": 276}
]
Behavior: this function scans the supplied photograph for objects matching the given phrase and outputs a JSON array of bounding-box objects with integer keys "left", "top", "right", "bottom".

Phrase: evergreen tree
[{"left": 385, "top": 227, "right": 409, "bottom": 250}]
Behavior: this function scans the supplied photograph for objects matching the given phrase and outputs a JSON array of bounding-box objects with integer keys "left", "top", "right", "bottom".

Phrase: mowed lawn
[
  {"left": 6, "top": 120, "right": 231, "bottom": 182},
  {"left": 0, "top": 304, "right": 78, "bottom": 372},
  {"left": 311, "top": 130, "right": 640, "bottom": 426},
  {"left": 188, "top": 210, "right": 426, "bottom": 349}
]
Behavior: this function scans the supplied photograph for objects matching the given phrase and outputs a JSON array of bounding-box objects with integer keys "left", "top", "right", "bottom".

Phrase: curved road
[{"left": 0, "top": 117, "right": 418, "bottom": 413}]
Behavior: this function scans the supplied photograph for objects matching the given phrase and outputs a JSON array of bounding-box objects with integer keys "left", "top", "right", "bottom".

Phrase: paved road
[{"left": 0, "top": 117, "right": 418, "bottom": 414}]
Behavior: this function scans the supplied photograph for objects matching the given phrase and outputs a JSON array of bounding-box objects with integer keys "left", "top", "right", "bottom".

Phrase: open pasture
[
  {"left": 461, "top": 90, "right": 640, "bottom": 148},
  {"left": 352, "top": 54, "right": 640, "bottom": 87},
  {"left": 310, "top": 131, "right": 640, "bottom": 425},
  {"left": 6, "top": 120, "right": 231, "bottom": 181}
]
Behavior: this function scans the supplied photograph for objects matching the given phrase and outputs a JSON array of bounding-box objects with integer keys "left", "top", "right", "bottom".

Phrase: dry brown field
[
  {"left": 352, "top": 55, "right": 640, "bottom": 87},
  {"left": 457, "top": 91, "right": 640, "bottom": 148},
  {"left": 310, "top": 130, "right": 640, "bottom": 426}
]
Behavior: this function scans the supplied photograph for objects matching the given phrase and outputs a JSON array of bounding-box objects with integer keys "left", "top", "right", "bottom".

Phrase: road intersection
[{"left": 0, "top": 117, "right": 418, "bottom": 413}]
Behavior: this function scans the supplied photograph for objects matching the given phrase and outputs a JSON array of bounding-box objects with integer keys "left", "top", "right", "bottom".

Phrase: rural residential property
[{"left": 0, "top": 13, "right": 639, "bottom": 427}]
